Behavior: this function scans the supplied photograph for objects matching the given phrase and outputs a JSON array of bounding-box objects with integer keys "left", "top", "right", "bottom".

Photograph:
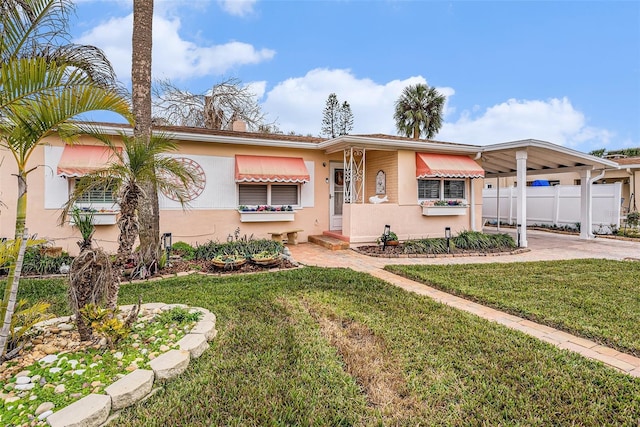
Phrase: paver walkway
[{"left": 288, "top": 229, "right": 640, "bottom": 377}]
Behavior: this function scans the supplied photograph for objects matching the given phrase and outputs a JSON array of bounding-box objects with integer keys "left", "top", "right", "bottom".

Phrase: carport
[{"left": 479, "top": 139, "right": 619, "bottom": 247}]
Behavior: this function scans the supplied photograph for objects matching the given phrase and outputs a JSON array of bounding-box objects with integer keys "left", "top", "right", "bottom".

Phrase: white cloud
[
  {"left": 438, "top": 97, "right": 614, "bottom": 148},
  {"left": 261, "top": 70, "right": 614, "bottom": 150},
  {"left": 262, "top": 69, "right": 453, "bottom": 136},
  {"left": 217, "top": 0, "right": 257, "bottom": 17},
  {"left": 76, "top": 12, "right": 275, "bottom": 83}
]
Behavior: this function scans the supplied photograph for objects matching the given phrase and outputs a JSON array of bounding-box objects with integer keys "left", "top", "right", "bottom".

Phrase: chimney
[{"left": 232, "top": 120, "right": 247, "bottom": 132}]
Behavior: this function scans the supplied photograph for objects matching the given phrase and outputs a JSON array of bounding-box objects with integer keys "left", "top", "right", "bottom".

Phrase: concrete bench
[{"left": 268, "top": 229, "right": 303, "bottom": 245}]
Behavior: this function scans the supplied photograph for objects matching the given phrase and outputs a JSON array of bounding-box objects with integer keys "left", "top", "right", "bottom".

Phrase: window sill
[
  {"left": 422, "top": 206, "right": 468, "bottom": 216},
  {"left": 238, "top": 211, "right": 295, "bottom": 223},
  {"left": 70, "top": 212, "right": 119, "bottom": 225}
]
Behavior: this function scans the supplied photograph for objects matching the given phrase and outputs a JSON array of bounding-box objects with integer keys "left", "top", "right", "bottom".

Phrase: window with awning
[
  {"left": 415, "top": 153, "right": 485, "bottom": 179},
  {"left": 234, "top": 155, "right": 310, "bottom": 183},
  {"left": 57, "top": 145, "right": 121, "bottom": 177}
]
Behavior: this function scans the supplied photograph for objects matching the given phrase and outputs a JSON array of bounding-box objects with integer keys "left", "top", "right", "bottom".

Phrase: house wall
[
  {"left": 1, "top": 136, "right": 330, "bottom": 255},
  {"left": 341, "top": 151, "right": 484, "bottom": 243},
  {"left": 364, "top": 151, "right": 398, "bottom": 203}
]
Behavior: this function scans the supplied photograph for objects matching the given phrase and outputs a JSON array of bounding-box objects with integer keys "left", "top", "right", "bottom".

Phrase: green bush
[
  {"left": 193, "top": 238, "right": 283, "bottom": 261},
  {"left": 21, "top": 246, "right": 72, "bottom": 276},
  {"left": 171, "top": 241, "right": 196, "bottom": 260}
]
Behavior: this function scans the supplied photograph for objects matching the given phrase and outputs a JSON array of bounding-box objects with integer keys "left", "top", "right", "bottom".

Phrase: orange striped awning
[
  {"left": 235, "top": 155, "right": 310, "bottom": 183},
  {"left": 416, "top": 153, "right": 485, "bottom": 179},
  {"left": 57, "top": 145, "right": 121, "bottom": 177}
]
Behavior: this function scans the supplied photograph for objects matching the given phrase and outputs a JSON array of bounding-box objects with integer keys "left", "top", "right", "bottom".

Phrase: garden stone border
[{"left": 42, "top": 303, "right": 217, "bottom": 427}]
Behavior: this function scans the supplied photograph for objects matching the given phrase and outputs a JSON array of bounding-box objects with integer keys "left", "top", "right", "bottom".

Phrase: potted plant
[
  {"left": 250, "top": 250, "right": 282, "bottom": 267},
  {"left": 377, "top": 231, "right": 399, "bottom": 246},
  {"left": 211, "top": 253, "right": 247, "bottom": 269}
]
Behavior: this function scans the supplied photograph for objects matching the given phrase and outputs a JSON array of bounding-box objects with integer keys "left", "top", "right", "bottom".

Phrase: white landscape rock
[
  {"left": 149, "top": 349, "right": 190, "bottom": 380},
  {"left": 105, "top": 369, "right": 154, "bottom": 411},
  {"left": 177, "top": 333, "right": 209, "bottom": 358},
  {"left": 46, "top": 393, "right": 111, "bottom": 427},
  {"left": 190, "top": 320, "right": 218, "bottom": 341}
]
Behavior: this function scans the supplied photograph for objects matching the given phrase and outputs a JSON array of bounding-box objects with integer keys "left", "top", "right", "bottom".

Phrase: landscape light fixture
[
  {"left": 162, "top": 232, "right": 172, "bottom": 263},
  {"left": 382, "top": 224, "right": 391, "bottom": 249},
  {"left": 445, "top": 227, "right": 451, "bottom": 253},
  {"left": 516, "top": 224, "right": 522, "bottom": 247}
]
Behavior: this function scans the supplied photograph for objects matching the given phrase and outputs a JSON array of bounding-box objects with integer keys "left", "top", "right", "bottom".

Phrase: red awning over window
[
  {"left": 235, "top": 155, "right": 310, "bottom": 183},
  {"left": 416, "top": 153, "right": 485, "bottom": 179},
  {"left": 57, "top": 145, "right": 121, "bottom": 177}
]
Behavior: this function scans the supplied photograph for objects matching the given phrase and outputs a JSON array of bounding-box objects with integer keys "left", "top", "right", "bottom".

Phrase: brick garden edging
[{"left": 44, "top": 303, "right": 217, "bottom": 427}]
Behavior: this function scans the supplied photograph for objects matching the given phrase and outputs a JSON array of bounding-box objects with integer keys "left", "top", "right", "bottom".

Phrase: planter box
[
  {"left": 422, "top": 206, "right": 468, "bottom": 216},
  {"left": 238, "top": 211, "right": 295, "bottom": 223},
  {"left": 71, "top": 212, "right": 118, "bottom": 225}
]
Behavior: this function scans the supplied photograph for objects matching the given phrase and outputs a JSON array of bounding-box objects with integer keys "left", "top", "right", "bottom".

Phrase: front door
[{"left": 329, "top": 163, "right": 344, "bottom": 230}]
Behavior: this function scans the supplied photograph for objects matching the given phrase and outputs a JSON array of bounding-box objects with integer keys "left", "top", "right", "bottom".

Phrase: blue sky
[{"left": 72, "top": 0, "right": 640, "bottom": 153}]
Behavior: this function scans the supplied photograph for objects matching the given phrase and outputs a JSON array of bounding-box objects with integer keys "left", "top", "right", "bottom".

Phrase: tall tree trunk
[
  {"left": 0, "top": 230, "right": 28, "bottom": 361},
  {"left": 14, "top": 170, "right": 28, "bottom": 239},
  {"left": 132, "top": 0, "right": 160, "bottom": 275}
]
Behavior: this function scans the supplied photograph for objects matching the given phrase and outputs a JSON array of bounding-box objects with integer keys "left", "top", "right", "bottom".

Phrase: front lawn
[
  {"left": 12, "top": 267, "right": 640, "bottom": 425},
  {"left": 386, "top": 259, "right": 640, "bottom": 356}
]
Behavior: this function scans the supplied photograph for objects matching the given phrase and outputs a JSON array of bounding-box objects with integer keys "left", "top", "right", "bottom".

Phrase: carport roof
[{"left": 479, "top": 139, "right": 619, "bottom": 178}]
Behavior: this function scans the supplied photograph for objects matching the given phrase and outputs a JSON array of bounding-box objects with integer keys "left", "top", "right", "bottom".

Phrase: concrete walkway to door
[{"left": 287, "top": 229, "right": 640, "bottom": 376}]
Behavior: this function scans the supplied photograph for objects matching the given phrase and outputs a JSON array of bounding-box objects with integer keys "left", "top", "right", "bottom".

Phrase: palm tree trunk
[
  {"left": 0, "top": 230, "right": 28, "bottom": 360},
  {"left": 14, "top": 171, "right": 28, "bottom": 239},
  {"left": 132, "top": 0, "right": 160, "bottom": 275}
]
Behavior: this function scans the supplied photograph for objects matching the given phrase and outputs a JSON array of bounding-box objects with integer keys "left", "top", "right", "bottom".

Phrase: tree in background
[
  {"left": 321, "top": 93, "right": 354, "bottom": 138},
  {"left": 394, "top": 83, "right": 445, "bottom": 139},
  {"left": 338, "top": 101, "right": 354, "bottom": 136},
  {"left": 152, "top": 78, "right": 267, "bottom": 130}
]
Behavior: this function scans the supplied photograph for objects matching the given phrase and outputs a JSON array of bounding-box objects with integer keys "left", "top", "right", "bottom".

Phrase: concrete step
[{"left": 308, "top": 235, "right": 351, "bottom": 251}]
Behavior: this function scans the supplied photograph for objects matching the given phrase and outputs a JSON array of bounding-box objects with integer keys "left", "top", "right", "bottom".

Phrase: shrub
[{"left": 171, "top": 241, "right": 196, "bottom": 260}]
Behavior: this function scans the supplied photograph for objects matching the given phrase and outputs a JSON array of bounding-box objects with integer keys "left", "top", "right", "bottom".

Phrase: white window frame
[
  {"left": 238, "top": 183, "right": 302, "bottom": 208},
  {"left": 70, "top": 179, "right": 120, "bottom": 212},
  {"left": 417, "top": 178, "right": 466, "bottom": 202}
]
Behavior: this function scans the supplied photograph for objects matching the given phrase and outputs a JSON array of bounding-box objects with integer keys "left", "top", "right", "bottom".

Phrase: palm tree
[
  {"left": 67, "top": 209, "right": 114, "bottom": 340},
  {"left": 61, "top": 131, "right": 201, "bottom": 306},
  {"left": 393, "top": 83, "right": 446, "bottom": 139},
  {"left": 131, "top": 0, "right": 161, "bottom": 275},
  {"left": 1, "top": 0, "right": 132, "bottom": 239},
  {"left": 0, "top": 0, "right": 132, "bottom": 356}
]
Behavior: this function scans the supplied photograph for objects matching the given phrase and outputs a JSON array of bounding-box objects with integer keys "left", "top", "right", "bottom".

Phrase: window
[
  {"left": 239, "top": 184, "right": 300, "bottom": 206},
  {"left": 75, "top": 179, "right": 116, "bottom": 203},
  {"left": 418, "top": 180, "right": 440, "bottom": 199},
  {"left": 418, "top": 179, "right": 465, "bottom": 200}
]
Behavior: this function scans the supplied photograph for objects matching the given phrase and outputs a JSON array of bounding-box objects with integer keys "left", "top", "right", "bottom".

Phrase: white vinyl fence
[{"left": 483, "top": 183, "right": 622, "bottom": 232}]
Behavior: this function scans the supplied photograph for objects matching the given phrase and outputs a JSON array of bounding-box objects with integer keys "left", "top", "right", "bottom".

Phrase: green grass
[
  {"left": 8, "top": 267, "right": 640, "bottom": 425},
  {"left": 386, "top": 259, "right": 640, "bottom": 356}
]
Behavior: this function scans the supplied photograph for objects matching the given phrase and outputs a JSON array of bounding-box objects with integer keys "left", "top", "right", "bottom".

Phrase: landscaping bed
[{"left": 355, "top": 231, "right": 521, "bottom": 257}]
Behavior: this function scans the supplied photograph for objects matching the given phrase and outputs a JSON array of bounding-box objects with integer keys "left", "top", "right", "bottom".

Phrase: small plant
[
  {"left": 627, "top": 211, "right": 640, "bottom": 227},
  {"left": 377, "top": 231, "right": 398, "bottom": 245},
  {"left": 171, "top": 241, "right": 196, "bottom": 260},
  {"left": 80, "top": 303, "right": 130, "bottom": 348},
  {"left": 156, "top": 307, "right": 202, "bottom": 324}
]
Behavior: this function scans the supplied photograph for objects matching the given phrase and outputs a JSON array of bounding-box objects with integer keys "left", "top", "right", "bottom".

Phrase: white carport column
[
  {"left": 579, "top": 169, "right": 593, "bottom": 239},
  {"left": 516, "top": 150, "right": 528, "bottom": 247}
]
